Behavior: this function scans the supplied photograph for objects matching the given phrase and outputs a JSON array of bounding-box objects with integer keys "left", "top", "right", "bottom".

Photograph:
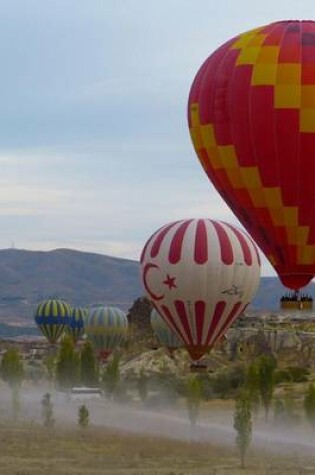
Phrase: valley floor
[{"left": 0, "top": 383, "right": 315, "bottom": 474}]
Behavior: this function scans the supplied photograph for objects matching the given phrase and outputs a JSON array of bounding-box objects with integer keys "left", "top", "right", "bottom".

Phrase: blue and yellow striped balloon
[
  {"left": 150, "top": 308, "right": 183, "bottom": 353},
  {"left": 85, "top": 306, "right": 128, "bottom": 360},
  {"left": 34, "top": 299, "right": 72, "bottom": 345},
  {"left": 66, "top": 307, "right": 87, "bottom": 344}
]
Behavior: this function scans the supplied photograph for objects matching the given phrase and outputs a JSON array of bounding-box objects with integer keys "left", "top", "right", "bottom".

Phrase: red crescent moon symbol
[{"left": 143, "top": 263, "right": 164, "bottom": 301}]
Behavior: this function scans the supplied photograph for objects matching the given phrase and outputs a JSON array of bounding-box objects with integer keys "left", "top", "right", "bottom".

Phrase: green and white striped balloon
[
  {"left": 34, "top": 299, "right": 71, "bottom": 345},
  {"left": 65, "top": 307, "right": 87, "bottom": 343},
  {"left": 85, "top": 306, "right": 128, "bottom": 360},
  {"left": 150, "top": 308, "right": 183, "bottom": 352}
]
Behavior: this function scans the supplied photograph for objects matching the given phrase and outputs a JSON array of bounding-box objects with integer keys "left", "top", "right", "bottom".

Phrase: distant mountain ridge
[
  {"left": 0, "top": 248, "right": 314, "bottom": 325},
  {"left": 0, "top": 248, "right": 142, "bottom": 321}
]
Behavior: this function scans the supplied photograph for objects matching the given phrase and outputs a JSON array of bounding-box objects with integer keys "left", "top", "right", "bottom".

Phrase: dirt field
[
  {"left": 1, "top": 422, "right": 315, "bottom": 475},
  {"left": 0, "top": 382, "right": 315, "bottom": 475}
]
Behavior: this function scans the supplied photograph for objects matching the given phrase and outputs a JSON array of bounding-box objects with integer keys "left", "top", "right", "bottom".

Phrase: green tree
[
  {"left": 256, "top": 355, "right": 277, "bottom": 421},
  {"left": 245, "top": 362, "right": 260, "bottom": 415},
  {"left": 0, "top": 347, "right": 24, "bottom": 421},
  {"left": 56, "top": 336, "right": 80, "bottom": 390},
  {"left": 185, "top": 375, "right": 202, "bottom": 429},
  {"left": 304, "top": 383, "right": 315, "bottom": 430},
  {"left": 43, "top": 355, "right": 56, "bottom": 383},
  {"left": 283, "top": 390, "right": 300, "bottom": 426},
  {"left": 210, "top": 364, "right": 246, "bottom": 398},
  {"left": 233, "top": 391, "right": 252, "bottom": 469},
  {"left": 80, "top": 340, "right": 99, "bottom": 386},
  {"left": 26, "top": 360, "right": 45, "bottom": 385},
  {"left": 78, "top": 405, "right": 89, "bottom": 429},
  {"left": 41, "top": 392, "right": 55, "bottom": 429},
  {"left": 102, "top": 353, "right": 121, "bottom": 399},
  {"left": 274, "top": 399, "right": 286, "bottom": 425},
  {"left": 137, "top": 368, "right": 148, "bottom": 403}
]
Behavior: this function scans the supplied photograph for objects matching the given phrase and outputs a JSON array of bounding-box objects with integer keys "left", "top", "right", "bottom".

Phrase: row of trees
[
  {"left": 55, "top": 336, "right": 99, "bottom": 389},
  {"left": 230, "top": 356, "right": 315, "bottom": 468},
  {"left": 41, "top": 392, "right": 89, "bottom": 430},
  {"left": 3, "top": 340, "right": 315, "bottom": 469},
  {"left": 184, "top": 355, "right": 315, "bottom": 469},
  {"left": 0, "top": 336, "right": 101, "bottom": 420}
]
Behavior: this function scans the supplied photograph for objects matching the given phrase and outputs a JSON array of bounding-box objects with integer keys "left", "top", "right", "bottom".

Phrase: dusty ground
[
  {"left": 0, "top": 422, "right": 315, "bottom": 475},
  {"left": 0, "top": 383, "right": 315, "bottom": 474}
]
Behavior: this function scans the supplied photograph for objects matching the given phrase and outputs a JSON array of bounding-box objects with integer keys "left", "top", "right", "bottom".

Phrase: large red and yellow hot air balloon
[
  {"left": 188, "top": 20, "right": 315, "bottom": 291},
  {"left": 140, "top": 219, "right": 260, "bottom": 361}
]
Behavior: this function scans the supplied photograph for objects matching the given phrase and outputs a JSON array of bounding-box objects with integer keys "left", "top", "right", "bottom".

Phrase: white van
[{"left": 70, "top": 387, "right": 102, "bottom": 400}]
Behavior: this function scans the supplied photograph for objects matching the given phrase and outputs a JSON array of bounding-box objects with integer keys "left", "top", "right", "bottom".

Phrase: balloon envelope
[
  {"left": 140, "top": 219, "right": 260, "bottom": 360},
  {"left": 188, "top": 20, "right": 315, "bottom": 290},
  {"left": 150, "top": 308, "right": 183, "bottom": 352},
  {"left": 66, "top": 307, "right": 87, "bottom": 343},
  {"left": 85, "top": 306, "right": 128, "bottom": 360},
  {"left": 34, "top": 299, "right": 71, "bottom": 345}
]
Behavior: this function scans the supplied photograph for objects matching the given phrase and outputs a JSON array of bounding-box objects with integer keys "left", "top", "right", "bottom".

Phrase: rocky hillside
[
  {"left": 0, "top": 248, "right": 143, "bottom": 322},
  {"left": 0, "top": 247, "right": 314, "bottom": 329}
]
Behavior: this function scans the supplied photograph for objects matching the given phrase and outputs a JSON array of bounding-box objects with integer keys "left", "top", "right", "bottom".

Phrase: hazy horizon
[{"left": 2, "top": 2, "right": 315, "bottom": 278}]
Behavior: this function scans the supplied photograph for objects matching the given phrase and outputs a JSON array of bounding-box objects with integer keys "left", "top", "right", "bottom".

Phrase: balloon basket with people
[
  {"left": 189, "top": 360, "right": 208, "bottom": 373},
  {"left": 280, "top": 290, "right": 313, "bottom": 311}
]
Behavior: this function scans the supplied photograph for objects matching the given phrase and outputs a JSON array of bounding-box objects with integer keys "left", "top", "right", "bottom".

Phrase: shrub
[
  {"left": 186, "top": 376, "right": 202, "bottom": 428},
  {"left": 41, "top": 393, "right": 55, "bottom": 429},
  {"left": 78, "top": 405, "right": 89, "bottom": 429},
  {"left": 210, "top": 365, "right": 246, "bottom": 398},
  {"left": 304, "top": 383, "right": 315, "bottom": 430},
  {"left": 275, "top": 366, "right": 309, "bottom": 384},
  {"left": 234, "top": 391, "right": 252, "bottom": 469}
]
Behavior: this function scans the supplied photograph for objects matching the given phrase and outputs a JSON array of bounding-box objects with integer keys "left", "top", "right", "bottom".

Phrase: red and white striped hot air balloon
[{"left": 140, "top": 219, "right": 261, "bottom": 361}]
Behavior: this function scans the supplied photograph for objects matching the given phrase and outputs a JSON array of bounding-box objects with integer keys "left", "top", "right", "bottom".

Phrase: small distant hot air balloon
[
  {"left": 150, "top": 308, "right": 183, "bottom": 356},
  {"left": 188, "top": 20, "right": 315, "bottom": 292},
  {"left": 85, "top": 306, "right": 128, "bottom": 361},
  {"left": 140, "top": 219, "right": 260, "bottom": 362},
  {"left": 34, "top": 299, "right": 71, "bottom": 345},
  {"left": 66, "top": 307, "right": 87, "bottom": 344}
]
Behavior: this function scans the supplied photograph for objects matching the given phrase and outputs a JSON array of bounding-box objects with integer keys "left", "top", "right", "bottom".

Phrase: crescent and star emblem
[
  {"left": 143, "top": 263, "right": 177, "bottom": 301},
  {"left": 163, "top": 274, "right": 177, "bottom": 290}
]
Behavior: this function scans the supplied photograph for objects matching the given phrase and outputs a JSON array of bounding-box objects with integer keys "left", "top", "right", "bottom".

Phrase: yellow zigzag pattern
[
  {"left": 190, "top": 104, "right": 315, "bottom": 265},
  {"left": 230, "top": 28, "right": 315, "bottom": 131}
]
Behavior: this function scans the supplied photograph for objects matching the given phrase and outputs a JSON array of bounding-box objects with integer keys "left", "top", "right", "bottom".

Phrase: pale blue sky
[{"left": 1, "top": 1, "right": 315, "bottom": 276}]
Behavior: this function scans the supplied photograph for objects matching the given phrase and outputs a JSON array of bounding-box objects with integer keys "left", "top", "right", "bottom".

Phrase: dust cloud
[{"left": 1, "top": 382, "right": 314, "bottom": 460}]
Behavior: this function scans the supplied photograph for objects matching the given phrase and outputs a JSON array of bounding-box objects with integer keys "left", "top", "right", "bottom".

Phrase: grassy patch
[{"left": 0, "top": 423, "right": 313, "bottom": 474}]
